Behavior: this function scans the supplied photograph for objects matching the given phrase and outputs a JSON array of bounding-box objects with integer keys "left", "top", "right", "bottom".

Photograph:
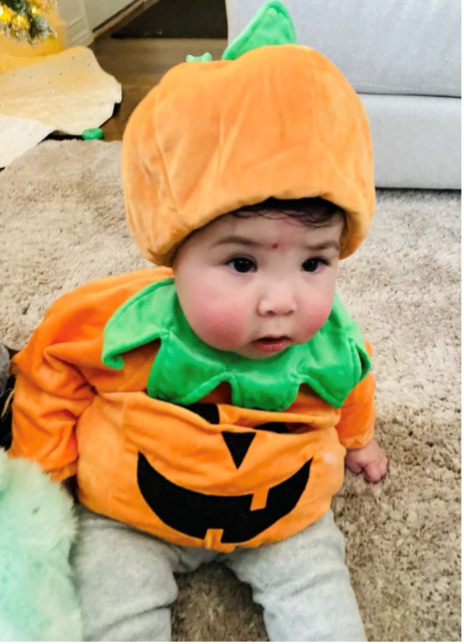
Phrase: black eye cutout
[
  {"left": 180, "top": 405, "right": 289, "bottom": 435},
  {"left": 255, "top": 422, "right": 289, "bottom": 434},
  {"left": 182, "top": 403, "right": 220, "bottom": 424}
]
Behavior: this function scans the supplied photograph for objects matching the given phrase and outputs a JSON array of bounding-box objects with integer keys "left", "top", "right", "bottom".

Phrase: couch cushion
[
  {"left": 361, "top": 94, "right": 461, "bottom": 189},
  {"left": 226, "top": 0, "right": 461, "bottom": 98}
]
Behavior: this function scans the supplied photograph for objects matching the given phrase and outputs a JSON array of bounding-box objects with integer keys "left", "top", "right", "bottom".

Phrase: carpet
[
  {"left": 112, "top": 0, "right": 228, "bottom": 40},
  {"left": 0, "top": 141, "right": 460, "bottom": 642}
]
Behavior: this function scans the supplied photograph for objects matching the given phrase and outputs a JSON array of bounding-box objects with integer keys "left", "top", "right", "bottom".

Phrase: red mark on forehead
[{"left": 271, "top": 243, "right": 279, "bottom": 249}]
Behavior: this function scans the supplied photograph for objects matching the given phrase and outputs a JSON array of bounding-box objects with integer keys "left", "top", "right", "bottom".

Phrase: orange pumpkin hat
[{"left": 121, "top": 1, "right": 375, "bottom": 267}]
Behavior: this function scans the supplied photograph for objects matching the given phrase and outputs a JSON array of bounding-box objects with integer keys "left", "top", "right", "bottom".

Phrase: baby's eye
[
  {"left": 227, "top": 257, "right": 256, "bottom": 273},
  {"left": 302, "top": 258, "right": 325, "bottom": 273}
]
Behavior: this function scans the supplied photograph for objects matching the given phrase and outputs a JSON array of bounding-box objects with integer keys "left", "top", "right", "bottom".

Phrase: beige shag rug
[{"left": 0, "top": 141, "right": 460, "bottom": 642}]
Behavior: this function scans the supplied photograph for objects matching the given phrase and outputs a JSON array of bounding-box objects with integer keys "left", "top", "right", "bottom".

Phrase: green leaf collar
[{"left": 102, "top": 279, "right": 370, "bottom": 412}]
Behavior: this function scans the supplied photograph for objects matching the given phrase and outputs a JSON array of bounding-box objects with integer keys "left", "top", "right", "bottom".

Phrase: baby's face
[{"left": 173, "top": 213, "right": 344, "bottom": 360}]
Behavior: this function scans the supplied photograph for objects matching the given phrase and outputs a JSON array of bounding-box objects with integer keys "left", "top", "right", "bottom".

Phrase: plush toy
[{"left": 0, "top": 448, "right": 82, "bottom": 641}]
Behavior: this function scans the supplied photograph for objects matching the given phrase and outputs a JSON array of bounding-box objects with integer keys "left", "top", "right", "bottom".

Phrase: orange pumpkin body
[{"left": 10, "top": 268, "right": 374, "bottom": 552}]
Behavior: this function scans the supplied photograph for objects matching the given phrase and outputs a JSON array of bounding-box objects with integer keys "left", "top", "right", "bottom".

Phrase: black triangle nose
[{"left": 222, "top": 431, "right": 256, "bottom": 469}]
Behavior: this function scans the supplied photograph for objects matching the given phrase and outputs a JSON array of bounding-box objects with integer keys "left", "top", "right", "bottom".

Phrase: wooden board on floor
[{"left": 91, "top": 2, "right": 227, "bottom": 141}]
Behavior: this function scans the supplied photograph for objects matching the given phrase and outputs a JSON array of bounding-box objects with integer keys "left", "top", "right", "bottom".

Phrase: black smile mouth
[{"left": 137, "top": 450, "right": 312, "bottom": 544}]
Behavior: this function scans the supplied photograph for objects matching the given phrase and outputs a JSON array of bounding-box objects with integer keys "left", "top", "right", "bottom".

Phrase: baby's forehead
[{"left": 198, "top": 212, "right": 343, "bottom": 248}]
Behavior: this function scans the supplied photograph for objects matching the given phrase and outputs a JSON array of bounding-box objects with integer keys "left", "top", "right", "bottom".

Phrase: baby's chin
[
  {"left": 198, "top": 332, "right": 312, "bottom": 360},
  {"left": 232, "top": 343, "right": 293, "bottom": 361},
  {"left": 200, "top": 339, "right": 287, "bottom": 360}
]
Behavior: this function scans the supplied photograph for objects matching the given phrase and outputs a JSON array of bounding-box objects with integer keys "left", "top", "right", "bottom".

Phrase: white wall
[
  {"left": 82, "top": 0, "right": 136, "bottom": 31},
  {"left": 56, "top": 0, "right": 92, "bottom": 46}
]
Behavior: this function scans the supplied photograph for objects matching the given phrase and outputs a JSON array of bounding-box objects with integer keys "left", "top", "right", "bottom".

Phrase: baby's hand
[{"left": 344, "top": 438, "right": 387, "bottom": 483}]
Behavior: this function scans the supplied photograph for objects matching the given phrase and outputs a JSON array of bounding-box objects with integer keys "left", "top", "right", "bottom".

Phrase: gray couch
[{"left": 226, "top": 0, "right": 461, "bottom": 189}]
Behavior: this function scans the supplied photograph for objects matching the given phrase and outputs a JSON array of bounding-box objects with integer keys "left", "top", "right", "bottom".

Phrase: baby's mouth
[{"left": 251, "top": 336, "right": 291, "bottom": 353}]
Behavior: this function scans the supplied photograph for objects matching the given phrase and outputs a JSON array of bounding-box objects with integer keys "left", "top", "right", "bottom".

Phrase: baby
[{"left": 7, "top": 2, "right": 387, "bottom": 641}]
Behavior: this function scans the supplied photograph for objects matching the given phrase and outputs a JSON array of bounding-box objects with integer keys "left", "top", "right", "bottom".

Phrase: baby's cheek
[
  {"left": 313, "top": 300, "right": 333, "bottom": 331},
  {"left": 297, "top": 298, "right": 334, "bottom": 341},
  {"left": 194, "top": 301, "right": 246, "bottom": 350}
]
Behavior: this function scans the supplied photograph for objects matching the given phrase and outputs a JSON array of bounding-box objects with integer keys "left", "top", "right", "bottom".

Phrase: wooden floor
[{"left": 90, "top": 2, "right": 227, "bottom": 141}]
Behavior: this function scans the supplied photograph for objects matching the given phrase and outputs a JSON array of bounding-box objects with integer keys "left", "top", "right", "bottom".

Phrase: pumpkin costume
[{"left": 10, "top": 1, "right": 376, "bottom": 555}]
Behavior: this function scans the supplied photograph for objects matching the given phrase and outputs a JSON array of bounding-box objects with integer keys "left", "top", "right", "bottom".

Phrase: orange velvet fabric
[
  {"left": 121, "top": 45, "right": 375, "bottom": 267},
  {"left": 10, "top": 269, "right": 374, "bottom": 550},
  {"left": 9, "top": 43, "right": 377, "bottom": 550}
]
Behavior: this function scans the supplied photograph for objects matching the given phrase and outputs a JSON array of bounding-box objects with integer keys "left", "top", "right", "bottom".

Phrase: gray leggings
[{"left": 72, "top": 507, "right": 366, "bottom": 642}]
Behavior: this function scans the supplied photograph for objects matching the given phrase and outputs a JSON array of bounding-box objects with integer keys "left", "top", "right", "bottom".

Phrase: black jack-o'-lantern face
[{"left": 137, "top": 404, "right": 312, "bottom": 545}]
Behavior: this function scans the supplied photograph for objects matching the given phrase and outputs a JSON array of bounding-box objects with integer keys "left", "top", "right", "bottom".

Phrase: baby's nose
[{"left": 257, "top": 289, "right": 296, "bottom": 317}]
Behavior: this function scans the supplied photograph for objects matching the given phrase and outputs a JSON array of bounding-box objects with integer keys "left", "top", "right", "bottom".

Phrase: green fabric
[
  {"left": 186, "top": 2, "right": 297, "bottom": 65},
  {"left": 102, "top": 279, "right": 370, "bottom": 411},
  {"left": 222, "top": 0, "right": 297, "bottom": 62},
  {"left": 186, "top": 53, "right": 212, "bottom": 62},
  {"left": 0, "top": 450, "right": 83, "bottom": 640}
]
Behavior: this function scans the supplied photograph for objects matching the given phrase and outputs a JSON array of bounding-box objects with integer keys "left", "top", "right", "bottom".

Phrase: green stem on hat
[{"left": 222, "top": 0, "right": 297, "bottom": 61}]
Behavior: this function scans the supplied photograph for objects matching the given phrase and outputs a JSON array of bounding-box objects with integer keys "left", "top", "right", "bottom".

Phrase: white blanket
[{"left": 0, "top": 46, "right": 121, "bottom": 167}]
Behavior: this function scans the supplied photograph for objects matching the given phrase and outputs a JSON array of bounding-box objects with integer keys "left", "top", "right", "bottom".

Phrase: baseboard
[{"left": 93, "top": 0, "right": 146, "bottom": 38}]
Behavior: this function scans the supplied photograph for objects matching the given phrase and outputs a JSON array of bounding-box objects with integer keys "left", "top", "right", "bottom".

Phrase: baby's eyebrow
[
  {"left": 306, "top": 241, "right": 340, "bottom": 252},
  {"left": 215, "top": 235, "right": 262, "bottom": 248}
]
